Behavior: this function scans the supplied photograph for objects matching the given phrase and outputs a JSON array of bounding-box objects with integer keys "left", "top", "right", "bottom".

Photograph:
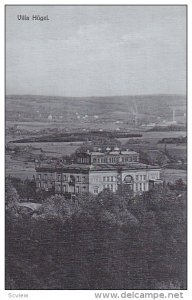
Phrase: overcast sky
[{"left": 6, "top": 6, "right": 186, "bottom": 97}]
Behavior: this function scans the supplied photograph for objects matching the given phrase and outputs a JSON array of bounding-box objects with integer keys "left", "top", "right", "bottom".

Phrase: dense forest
[{"left": 5, "top": 179, "right": 187, "bottom": 290}]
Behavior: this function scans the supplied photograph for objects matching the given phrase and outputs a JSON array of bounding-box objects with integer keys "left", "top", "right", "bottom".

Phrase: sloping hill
[{"left": 6, "top": 94, "right": 186, "bottom": 125}]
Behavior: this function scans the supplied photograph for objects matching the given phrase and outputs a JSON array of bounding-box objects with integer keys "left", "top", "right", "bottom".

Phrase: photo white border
[{"left": 0, "top": 1, "right": 190, "bottom": 299}]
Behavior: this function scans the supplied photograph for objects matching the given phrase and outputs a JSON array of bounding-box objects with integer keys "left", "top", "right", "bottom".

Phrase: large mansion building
[{"left": 35, "top": 147, "right": 161, "bottom": 196}]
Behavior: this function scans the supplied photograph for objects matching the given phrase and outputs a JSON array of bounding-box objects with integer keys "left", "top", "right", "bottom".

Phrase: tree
[
  {"left": 5, "top": 183, "right": 187, "bottom": 290},
  {"left": 175, "top": 178, "right": 186, "bottom": 191},
  {"left": 5, "top": 178, "right": 20, "bottom": 213},
  {"left": 39, "top": 194, "right": 80, "bottom": 223}
]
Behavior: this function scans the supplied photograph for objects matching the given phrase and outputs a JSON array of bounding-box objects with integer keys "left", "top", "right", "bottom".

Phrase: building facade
[
  {"left": 75, "top": 148, "right": 139, "bottom": 165},
  {"left": 35, "top": 148, "right": 161, "bottom": 196}
]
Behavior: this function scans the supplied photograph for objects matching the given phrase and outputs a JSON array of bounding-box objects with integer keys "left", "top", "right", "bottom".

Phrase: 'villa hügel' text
[{"left": 17, "top": 15, "right": 50, "bottom": 21}]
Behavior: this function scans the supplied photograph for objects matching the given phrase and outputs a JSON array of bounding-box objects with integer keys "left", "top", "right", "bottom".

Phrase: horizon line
[{"left": 6, "top": 92, "right": 186, "bottom": 99}]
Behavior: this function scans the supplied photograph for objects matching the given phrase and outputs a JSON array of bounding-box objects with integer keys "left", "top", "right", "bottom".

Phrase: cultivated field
[{"left": 161, "top": 168, "right": 187, "bottom": 183}]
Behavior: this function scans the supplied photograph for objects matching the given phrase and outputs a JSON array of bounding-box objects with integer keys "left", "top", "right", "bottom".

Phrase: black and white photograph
[{"left": 5, "top": 5, "right": 187, "bottom": 291}]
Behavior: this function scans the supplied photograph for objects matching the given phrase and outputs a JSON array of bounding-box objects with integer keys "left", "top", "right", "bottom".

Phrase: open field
[
  {"left": 119, "top": 130, "right": 186, "bottom": 144},
  {"left": 10, "top": 141, "right": 83, "bottom": 156},
  {"left": 5, "top": 141, "right": 83, "bottom": 179},
  {"left": 161, "top": 168, "right": 187, "bottom": 183},
  {"left": 6, "top": 154, "right": 35, "bottom": 180}
]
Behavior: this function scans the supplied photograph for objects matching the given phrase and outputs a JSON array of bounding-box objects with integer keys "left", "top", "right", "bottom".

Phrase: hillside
[{"left": 6, "top": 94, "right": 186, "bottom": 125}]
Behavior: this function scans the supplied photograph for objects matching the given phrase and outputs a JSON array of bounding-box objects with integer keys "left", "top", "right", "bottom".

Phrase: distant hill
[{"left": 6, "top": 94, "right": 186, "bottom": 125}]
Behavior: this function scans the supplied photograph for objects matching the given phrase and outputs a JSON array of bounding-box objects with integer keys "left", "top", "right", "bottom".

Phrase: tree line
[{"left": 5, "top": 179, "right": 187, "bottom": 290}]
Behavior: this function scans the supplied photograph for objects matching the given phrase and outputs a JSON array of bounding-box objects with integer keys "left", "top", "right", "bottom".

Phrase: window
[
  {"left": 143, "top": 175, "right": 146, "bottom": 180},
  {"left": 93, "top": 187, "right": 99, "bottom": 194},
  {"left": 63, "top": 185, "right": 67, "bottom": 192},
  {"left": 103, "top": 176, "right": 106, "bottom": 182},
  {"left": 124, "top": 175, "right": 132, "bottom": 183},
  {"left": 57, "top": 183, "right": 61, "bottom": 192},
  {"left": 38, "top": 174, "right": 41, "bottom": 180},
  {"left": 110, "top": 184, "right": 113, "bottom": 191},
  {"left": 111, "top": 176, "right": 113, "bottom": 182},
  {"left": 107, "top": 176, "right": 110, "bottom": 182},
  {"left": 44, "top": 174, "right": 47, "bottom": 180},
  {"left": 135, "top": 183, "right": 138, "bottom": 191},
  {"left": 136, "top": 175, "right": 139, "bottom": 181},
  {"left": 140, "top": 183, "right": 142, "bottom": 191},
  {"left": 38, "top": 182, "right": 41, "bottom": 188},
  {"left": 143, "top": 183, "right": 146, "bottom": 191},
  {"left": 76, "top": 186, "right": 80, "bottom": 193},
  {"left": 93, "top": 158, "right": 96, "bottom": 163},
  {"left": 140, "top": 175, "right": 142, "bottom": 180},
  {"left": 58, "top": 174, "right": 61, "bottom": 181},
  {"left": 63, "top": 174, "right": 66, "bottom": 181},
  {"left": 76, "top": 176, "right": 80, "bottom": 182}
]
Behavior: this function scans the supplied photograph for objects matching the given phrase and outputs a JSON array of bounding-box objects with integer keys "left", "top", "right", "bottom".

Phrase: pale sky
[{"left": 6, "top": 6, "right": 186, "bottom": 97}]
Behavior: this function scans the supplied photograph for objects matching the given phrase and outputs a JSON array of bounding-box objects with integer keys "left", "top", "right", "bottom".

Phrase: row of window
[
  {"left": 92, "top": 155, "right": 139, "bottom": 164},
  {"left": 40, "top": 183, "right": 88, "bottom": 193},
  {"left": 59, "top": 174, "right": 88, "bottom": 182},
  {"left": 93, "top": 184, "right": 116, "bottom": 194},
  {"left": 37, "top": 173, "right": 87, "bottom": 182},
  {"left": 57, "top": 185, "right": 87, "bottom": 193},
  {"left": 102, "top": 175, "right": 147, "bottom": 182},
  {"left": 150, "top": 173, "right": 159, "bottom": 180},
  {"left": 103, "top": 176, "right": 116, "bottom": 182},
  {"left": 38, "top": 174, "right": 53, "bottom": 180},
  {"left": 91, "top": 176, "right": 101, "bottom": 183},
  {"left": 135, "top": 182, "right": 146, "bottom": 191},
  {"left": 135, "top": 175, "right": 147, "bottom": 181},
  {"left": 37, "top": 182, "right": 50, "bottom": 189},
  {"left": 38, "top": 173, "right": 148, "bottom": 183},
  {"left": 77, "top": 157, "right": 90, "bottom": 164},
  {"left": 103, "top": 184, "right": 115, "bottom": 191},
  {"left": 37, "top": 182, "right": 146, "bottom": 193}
]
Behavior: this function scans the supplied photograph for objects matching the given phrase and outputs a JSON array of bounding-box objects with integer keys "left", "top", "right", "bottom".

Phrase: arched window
[{"left": 124, "top": 175, "right": 133, "bottom": 183}]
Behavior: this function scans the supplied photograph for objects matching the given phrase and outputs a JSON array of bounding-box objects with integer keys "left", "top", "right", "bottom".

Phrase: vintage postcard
[{"left": 5, "top": 5, "right": 187, "bottom": 292}]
